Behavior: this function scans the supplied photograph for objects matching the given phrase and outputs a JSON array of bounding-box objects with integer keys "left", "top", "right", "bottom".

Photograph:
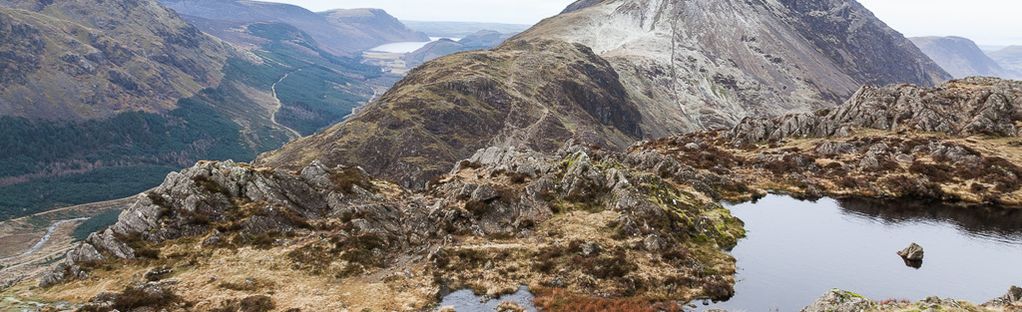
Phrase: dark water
[
  {"left": 706, "top": 195, "right": 1022, "bottom": 311},
  {"left": 438, "top": 286, "right": 538, "bottom": 312}
]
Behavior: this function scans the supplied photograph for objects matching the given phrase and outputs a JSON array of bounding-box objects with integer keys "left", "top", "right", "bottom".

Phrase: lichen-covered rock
[{"left": 801, "top": 289, "right": 876, "bottom": 312}]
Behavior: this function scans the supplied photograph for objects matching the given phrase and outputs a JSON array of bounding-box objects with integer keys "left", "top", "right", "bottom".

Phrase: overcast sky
[{"left": 267, "top": 0, "right": 1021, "bottom": 46}]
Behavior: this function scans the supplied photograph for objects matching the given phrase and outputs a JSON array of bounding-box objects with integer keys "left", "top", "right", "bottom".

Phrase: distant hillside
[
  {"left": 321, "top": 8, "right": 429, "bottom": 45},
  {"left": 402, "top": 30, "right": 514, "bottom": 67},
  {"left": 0, "top": 0, "right": 382, "bottom": 221},
  {"left": 990, "top": 46, "right": 1022, "bottom": 78},
  {"left": 402, "top": 20, "right": 530, "bottom": 37},
  {"left": 0, "top": 0, "right": 229, "bottom": 120},
  {"left": 161, "top": 0, "right": 425, "bottom": 55},
  {"left": 910, "top": 36, "right": 1014, "bottom": 79}
]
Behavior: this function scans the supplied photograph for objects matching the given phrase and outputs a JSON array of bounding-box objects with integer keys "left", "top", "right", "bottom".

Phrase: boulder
[
  {"left": 897, "top": 243, "right": 925, "bottom": 261},
  {"left": 801, "top": 289, "right": 876, "bottom": 312}
]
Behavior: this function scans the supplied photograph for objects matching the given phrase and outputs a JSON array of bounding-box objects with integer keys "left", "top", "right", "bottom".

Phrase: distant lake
[
  {"left": 369, "top": 37, "right": 458, "bottom": 53},
  {"left": 704, "top": 195, "right": 1022, "bottom": 311}
]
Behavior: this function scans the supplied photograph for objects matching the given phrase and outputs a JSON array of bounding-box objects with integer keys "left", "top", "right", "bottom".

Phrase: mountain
[
  {"left": 0, "top": 0, "right": 229, "bottom": 120},
  {"left": 0, "top": 0, "right": 381, "bottom": 221},
  {"left": 990, "top": 46, "right": 1022, "bottom": 77},
  {"left": 402, "top": 20, "right": 531, "bottom": 37},
  {"left": 259, "top": 0, "right": 952, "bottom": 188},
  {"left": 259, "top": 40, "right": 644, "bottom": 188},
  {"left": 909, "top": 36, "right": 1015, "bottom": 79},
  {"left": 320, "top": 8, "right": 429, "bottom": 46},
  {"left": 402, "top": 30, "right": 515, "bottom": 67},
  {"left": 160, "top": 0, "right": 427, "bottom": 55}
]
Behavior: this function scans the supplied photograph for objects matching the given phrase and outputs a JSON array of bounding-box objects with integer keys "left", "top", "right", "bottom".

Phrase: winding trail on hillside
[
  {"left": 271, "top": 69, "right": 304, "bottom": 139},
  {"left": 18, "top": 217, "right": 88, "bottom": 258}
]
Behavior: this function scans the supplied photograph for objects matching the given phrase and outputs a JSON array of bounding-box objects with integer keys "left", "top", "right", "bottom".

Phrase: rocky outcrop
[
  {"left": 40, "top": 141, "right": 744, "bottom": 309},
  {"left": 910, "top": 36, "right": 1015, "bottom": 79},
  {"left": 728, "top": 78, "right": 1022, "bottom": 146},
  {"left": 804, "top": 288, "right": 1022, "bottom": 312},
  {"left": 985, "top": 286, "right": 1022, "bottom": 308},
  {"left": 634, "top": 78, "right": 1022, "bottom": 208}
]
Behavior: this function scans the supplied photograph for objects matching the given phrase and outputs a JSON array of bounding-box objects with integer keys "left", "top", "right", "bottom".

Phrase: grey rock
[
  {"left": 898, "top": 243, "right": 925, "bottom": 261},
  {"left": 729, "top": 78, "right": 1022, "bottom": 145},
  {"left": 801, "top": 289, "right": 876, "bottom": 312}
]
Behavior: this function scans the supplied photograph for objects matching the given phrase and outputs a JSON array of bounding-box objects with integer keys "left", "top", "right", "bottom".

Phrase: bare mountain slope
[
  {"left": 259, "top": 40, "right": 644, "bottom": 188},
  {"left": 0, "top": 0, "right": 380, "bottom": 220},
  {"left": 519, "top": 0, "right": 950, "bottom": 131},
  {"left": 260, "top": 0, "right": 951, "bottom": 188},
  {"left": 319, "top": 8, "right": 429, "bottom": 46},
  {"left": 910, "top": 36, "right": 1015, "bottom": 79},
  {"left": 0, "top": 0, "right": 230, "bottom": 120}
]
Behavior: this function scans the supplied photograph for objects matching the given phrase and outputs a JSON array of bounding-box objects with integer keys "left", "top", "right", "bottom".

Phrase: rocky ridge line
[{"left": 38, "top": 141, "right": 744, "bottom": 310}]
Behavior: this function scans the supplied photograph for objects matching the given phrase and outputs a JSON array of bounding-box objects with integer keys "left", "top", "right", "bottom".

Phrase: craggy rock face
[
  {"left": 37, "top": 142, "right": 743, "bottom": 310},
  {"left": 639, "top": 78, "right": 1022, "bottom": 208},
  {"left": 729, "top": 77, "right": 1022, "bottom": 146}
]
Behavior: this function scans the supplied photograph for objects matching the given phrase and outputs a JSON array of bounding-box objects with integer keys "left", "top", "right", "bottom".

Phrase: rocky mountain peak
[{"left": 261, "top": 0, "right": 951, "bottom": 189}]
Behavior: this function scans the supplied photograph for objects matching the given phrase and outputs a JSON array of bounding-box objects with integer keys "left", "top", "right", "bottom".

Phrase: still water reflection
[{"left": 706, "top": 195, "right": 1022, "bottom": 311}]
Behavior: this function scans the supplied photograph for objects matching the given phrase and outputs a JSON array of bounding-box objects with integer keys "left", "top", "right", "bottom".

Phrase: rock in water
[
  {"left": 897, "top": 243, "right": 925, "bottom": 269},
  {"left": 898, "top": 243, "right": 925, "bottom": 261}
]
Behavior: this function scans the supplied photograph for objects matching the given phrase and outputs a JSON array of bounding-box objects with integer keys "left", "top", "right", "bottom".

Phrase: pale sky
[{"left": 267, "top": 0, "right": 1022, "bottom": 46}]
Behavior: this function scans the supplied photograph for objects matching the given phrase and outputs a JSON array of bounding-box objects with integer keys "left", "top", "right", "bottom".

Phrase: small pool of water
[
  {"left": 438, "top": 286, "right": 537, "bottom": 311},
  {"left": 706, "top": 195, "right": 1022, "bottom": 311}
]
